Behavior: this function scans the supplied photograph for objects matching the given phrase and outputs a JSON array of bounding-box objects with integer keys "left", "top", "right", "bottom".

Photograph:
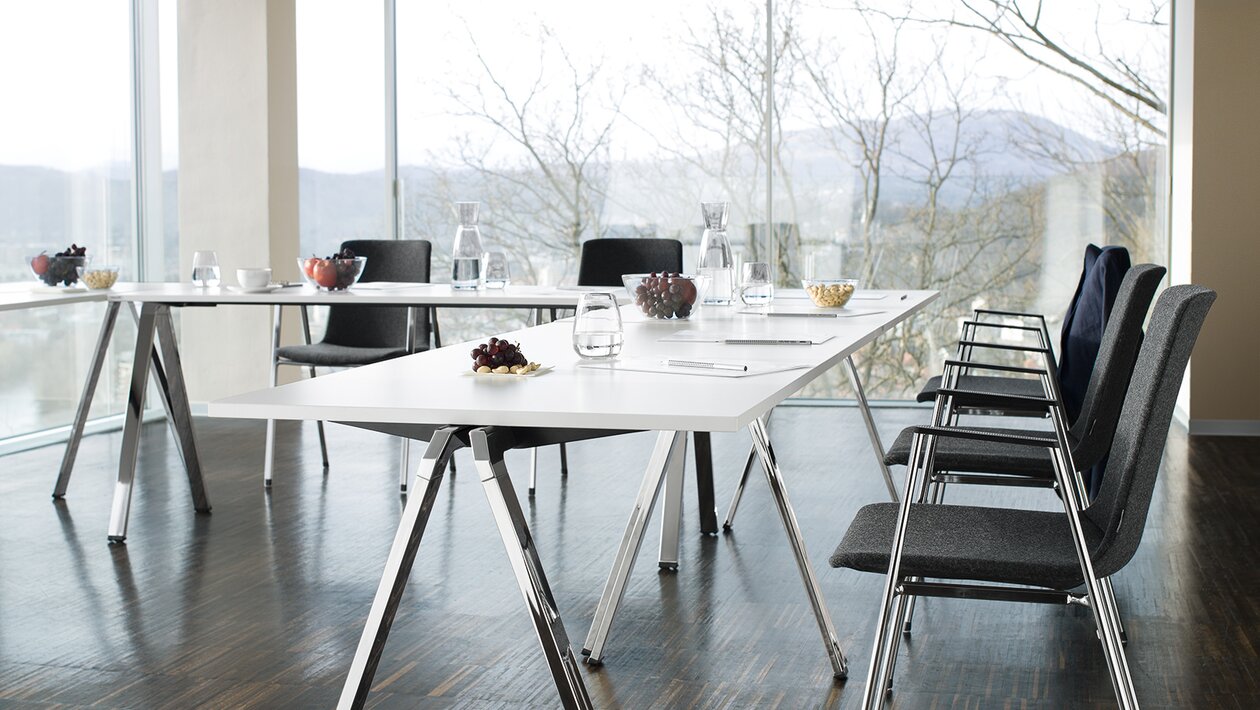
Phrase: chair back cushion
[
  {"left": 1086, "top": 285, "right": 1215, "bottom": 577},
  {"left": 577, "top": 238, "right": 684, "bottom": 287},
  {"left": 1058, "top": 245, "right": 1131, "bottom": 422},
  {"left": 322, "top": 239, "right": 432, "bottom": 349}
]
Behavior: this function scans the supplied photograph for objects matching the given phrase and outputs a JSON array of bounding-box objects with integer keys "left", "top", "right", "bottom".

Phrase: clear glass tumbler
[
  {"left": 191, "top": 250, "right": 221, "bottom": 287},
  {"left": 483, "top": 251, "right": 510, "bottom": 288},
  {"left": 572, "top": 292, "right": 624, "bottom": 360},
  {"left": 739, "top": 261, "right": 775, "bottom": 305}
]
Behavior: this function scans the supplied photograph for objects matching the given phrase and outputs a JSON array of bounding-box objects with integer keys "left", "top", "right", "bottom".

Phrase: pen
[
  {"left": 724, "top": 338, "right": 813, "bottom": 345},
  {"left": 762, "top": 311, "right": 838, "bottom": 318},
  {"left": 664, "top": 359, "right": 748, "bottom": 372},
  {"left": 900, "top": 293, "right": 908, "bottom": 300}
]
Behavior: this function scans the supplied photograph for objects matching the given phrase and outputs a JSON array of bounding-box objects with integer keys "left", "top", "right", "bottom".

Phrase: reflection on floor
[{"left": 1, "top": 407, "right": 1257, "bottom": 708}]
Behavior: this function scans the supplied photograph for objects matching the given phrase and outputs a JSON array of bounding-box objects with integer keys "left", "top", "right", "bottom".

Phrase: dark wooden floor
[{"left": 1, "top": 407, "right": 1257, "bottom": 709}]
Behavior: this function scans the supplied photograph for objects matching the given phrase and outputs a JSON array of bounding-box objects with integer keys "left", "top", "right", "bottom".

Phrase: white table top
[
  {"left": 107, "top": 282, "right": 627, "bottom": 308},
  {"left": 209, "top": 290, "right": 938, "bottom": 433},
  {"left": 0, "top": 283, "right": 109, "bottom": 312}
]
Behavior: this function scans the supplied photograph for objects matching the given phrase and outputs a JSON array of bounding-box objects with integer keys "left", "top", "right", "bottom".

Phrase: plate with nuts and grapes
[{"left": 465, "top": 337, "right": 551, "bottom": 377}]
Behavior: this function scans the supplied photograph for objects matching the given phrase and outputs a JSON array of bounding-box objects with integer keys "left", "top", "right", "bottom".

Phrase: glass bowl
[
  {"left": 296, "top": 256, "right": 367, "bottom": 291},
  {"left": 622, "top": 272, "right": 708, "bottom": 320},
  {"left": 78, "top": 265, "right": 120, "bottom": 290},
  {"left": 802, "top": 278, "right": 860, "bottom": 308},
  {"left": 30, "top": 254, "right": 90, "bottom": 287}
]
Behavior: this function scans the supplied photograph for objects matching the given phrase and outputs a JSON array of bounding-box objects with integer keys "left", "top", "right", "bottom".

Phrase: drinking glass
[
  {"left": 483, "top": 251, "right": 510, "bottom": 288},
  {"left": 191, "top": 250, "right": 221, "bottom": 287},
  {"left": 739, "top": 261, "right": 775, "bottom": 305},
  {"left": 572, "top": 292, "right": 623, "bottom": 360}
]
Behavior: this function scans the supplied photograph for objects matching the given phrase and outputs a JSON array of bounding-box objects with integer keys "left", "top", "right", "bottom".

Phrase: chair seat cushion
[
  {"left": 277, "top": 343, "right": 411, "bottom": 367},
  {"left": 883, "top": 425, "right": 1058, "bottom": 478},
  {"left": 830, "top": 502, "right": 1104, "bottom": 590},
  {"left": 916, "top": 374, "right": 1049, "bottom": 412}
]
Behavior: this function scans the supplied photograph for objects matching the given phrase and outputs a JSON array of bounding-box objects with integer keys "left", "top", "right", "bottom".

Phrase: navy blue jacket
[{"left": 1059, "top": 244, "right": 1131, "bottom": 424}]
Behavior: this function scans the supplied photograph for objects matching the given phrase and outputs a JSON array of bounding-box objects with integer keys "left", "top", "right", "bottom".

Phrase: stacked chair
[{"left": 830, "top": 283, "right": 1214, "bottom": 708}]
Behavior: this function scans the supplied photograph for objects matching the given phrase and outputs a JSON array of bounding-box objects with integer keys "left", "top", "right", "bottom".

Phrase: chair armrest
[
  {"left": 940, "top": 360, "right": 1048, "bottom": 376},
  {"left": 960, "top": 320, "right": 1044, "bottom": 334},
  {"left": 910, "top": 424, "right": 1060, "bottom": 448},
  {"left": 973, "top": 308, "right": 1047, "bottom": 322},
  {"left": 955, "top": 340, "right": 1051, "bottom": 354},
  {"left": 934, "top": 387, "right": 1057, "bottom": 410}
]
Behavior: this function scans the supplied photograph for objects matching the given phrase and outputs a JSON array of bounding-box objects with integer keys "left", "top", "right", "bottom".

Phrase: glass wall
[
  {"left": 296, "top": 0, "right": 389, "bottom": 260},
  {"left": 0, "top": 1, "right": 139, "bottom": 438}
]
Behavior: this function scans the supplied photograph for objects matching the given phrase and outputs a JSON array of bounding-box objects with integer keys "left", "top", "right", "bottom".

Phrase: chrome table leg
[
  {"left": 338, "top": 427, "right": 463, "bottom": 710},
  {"left": 720, "top": 410, "right": 773, "bottom": 531},
  {"left": 54, "top": 300, "right": 121, "bottom": 498},
  {"left": 657, "top": 431, "right": 687, "bottom": 570},
  {"left": 845, "top": 356, "right": 899, "bottom": 503},
  {"left": 264, "top": 305, "right": 283, "bottom": 487},
  {"left": 154, "top": 307, "right": 211, "bottom": 514},
  {"left": 107, "top": 303, "right": 160, "bottom": 542},
  {"left": 472, "top": 427, "right": 592, "bottom": 710},
  {"left": 748, "top": 417, "right": 848, "bottom": 679},
  {"left": 582, "top": 431, "right": 683, "bottom": 664}
]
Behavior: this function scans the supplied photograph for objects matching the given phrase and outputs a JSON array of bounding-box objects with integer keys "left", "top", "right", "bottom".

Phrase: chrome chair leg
[
  {"left": 398, "top": 440, "right": 410, "bottom": 492},
  {"left": 529, "top": 447, "right": 538, "bottom": 497},
  {"left": 748, "top": 417, "right": 848, "bottom": 679},
  {"left": 299, "top": 305, "right": 330, "bottom": 469},
  {"left": 472, "top": 428, "right": 593, "bottom": 710},
  {"left": 722, "top": 445, "right": 757, "bottom": 532},
  {"left": 583, "top": 431, "right": 683, "bottom": 664},
  {"left": 657, "top": 431, "right": 687, "bottom": 571},
  {"left": 338, "top": 427, "right": 462, "bottom": 710},
  {"left": 55, "top": 300, "right": 121, "bottom": 498},
  {"left": 264, "top": 305, "right": 283, "bottom": 488}
]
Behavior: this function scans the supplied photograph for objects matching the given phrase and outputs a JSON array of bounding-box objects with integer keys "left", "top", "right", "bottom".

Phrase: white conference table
[
  {"left": 57, "top": 282, "right": 636, "bottom": 539},
  {"left": 209, "top": 290, "right": 938, "bottom": 709},
  {"left": 0, "top": 282, "right": 109, "bottom": 312}
]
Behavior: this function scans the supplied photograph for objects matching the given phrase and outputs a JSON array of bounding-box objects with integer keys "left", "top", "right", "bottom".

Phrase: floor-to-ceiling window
[
  {"left": 296, "top": 0, "right": 1171, "bottom": 398},
  {"left": 0, "top": 1, "right": 139, "bottom": 440}
]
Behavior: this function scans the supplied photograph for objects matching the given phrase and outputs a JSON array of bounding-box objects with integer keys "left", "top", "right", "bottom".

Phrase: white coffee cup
[{"left": 237, "top": 268, "right": 272, "bottom": 289}]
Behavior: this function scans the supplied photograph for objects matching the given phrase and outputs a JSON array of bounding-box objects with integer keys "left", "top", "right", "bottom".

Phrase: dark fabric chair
[
  {"left": 831, "top": 284, "right": 1215, "bottom": 707},
  {"left": 914, "top": 244, "right": 1131, "bottom": 415},
  {"left": 264, "top": 239, "right": 431, "bottom": 486},
  {"left": 883, "top": 264, "right": 1165, "bottom": 495},
  {"left": 577, "top": 238, "right": 684, "bottom": 287},
  {"left": 277, "top": 239, "right": 432, "bottom": 366}
]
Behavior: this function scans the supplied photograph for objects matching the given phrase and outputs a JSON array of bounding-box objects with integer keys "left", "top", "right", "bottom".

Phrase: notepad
[
  {"left": 577, "top": 358, "right": 810, "bottom": 378},
  {"left": 658, "top": 330, "right": 833, "bottom": 345}
]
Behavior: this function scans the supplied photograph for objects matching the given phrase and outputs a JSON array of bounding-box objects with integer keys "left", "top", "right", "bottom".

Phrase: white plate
[
  {"left": 226, "top": 285, "right": 282, "bottom": 294},
  {"left": 462, "top": 364, "right": 555, "bottom": 378}
]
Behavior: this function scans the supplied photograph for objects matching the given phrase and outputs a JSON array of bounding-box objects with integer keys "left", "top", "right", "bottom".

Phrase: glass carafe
[
  {"left": 451, "top": 201, "right": 484, "bottom": 290},
  {"left": 697, "top": 201, "right": 734, "bottom": 305}
]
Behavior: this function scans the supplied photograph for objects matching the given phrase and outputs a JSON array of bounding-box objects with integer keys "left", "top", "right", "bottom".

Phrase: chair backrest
[
  {"left": 1058, "top": 244, "right": 1132, "bottom": 421},
  {"left": 577, "top": 238, "right": 684, "bottom": 287},
  {"left": 1085, "top": 285, "right": 1215, "bottom": 578},
  {"left": 1067, "top": 263, "right": 1166, "bottom": 468},
  {"left": 322, "top": 239, "right": 432, "bottom": 349}
]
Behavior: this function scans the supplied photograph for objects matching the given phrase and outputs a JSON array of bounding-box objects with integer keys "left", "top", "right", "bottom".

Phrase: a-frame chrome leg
[{"left": 338, "top": 427, "right": 463, "bottom": 710}]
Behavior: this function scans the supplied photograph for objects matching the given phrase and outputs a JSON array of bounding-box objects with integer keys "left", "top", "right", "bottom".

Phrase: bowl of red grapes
[
  {"left": 622, "top": 272, "right": 708, "bottom": 320},
  {"left": 29, "top": 245, "right": 90, "bottom": 287},
  {"left": 297, "top": 248, "right": 366, "bottom": 291},
  {"left": 470, "top": 337, "right": 541, "bottom": 375}
]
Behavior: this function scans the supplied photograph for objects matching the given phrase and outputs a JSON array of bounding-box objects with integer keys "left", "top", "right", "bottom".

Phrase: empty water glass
[
  {"left": 483, "top": 251, "right": 510, "bottom": 288},
  {"left": 739, "top": 261, "right": 775, "bottom": 305},
  {"left": 191, "top": 250, "right": 221, "bottom": 287},
  {"left": 572, "top": 292, "right": 623, "bottom": 360}
]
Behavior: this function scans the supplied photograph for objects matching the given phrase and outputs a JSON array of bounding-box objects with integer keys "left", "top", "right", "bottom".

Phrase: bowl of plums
[
  {"left": 297, "top": 248, "right": 367, "bottom": 291},
  {"left": 29, "top": 245, "right": 90, "bottom": 288},
  {"left": 621, "top": 272, "right": 708, "bottom": 320}
]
